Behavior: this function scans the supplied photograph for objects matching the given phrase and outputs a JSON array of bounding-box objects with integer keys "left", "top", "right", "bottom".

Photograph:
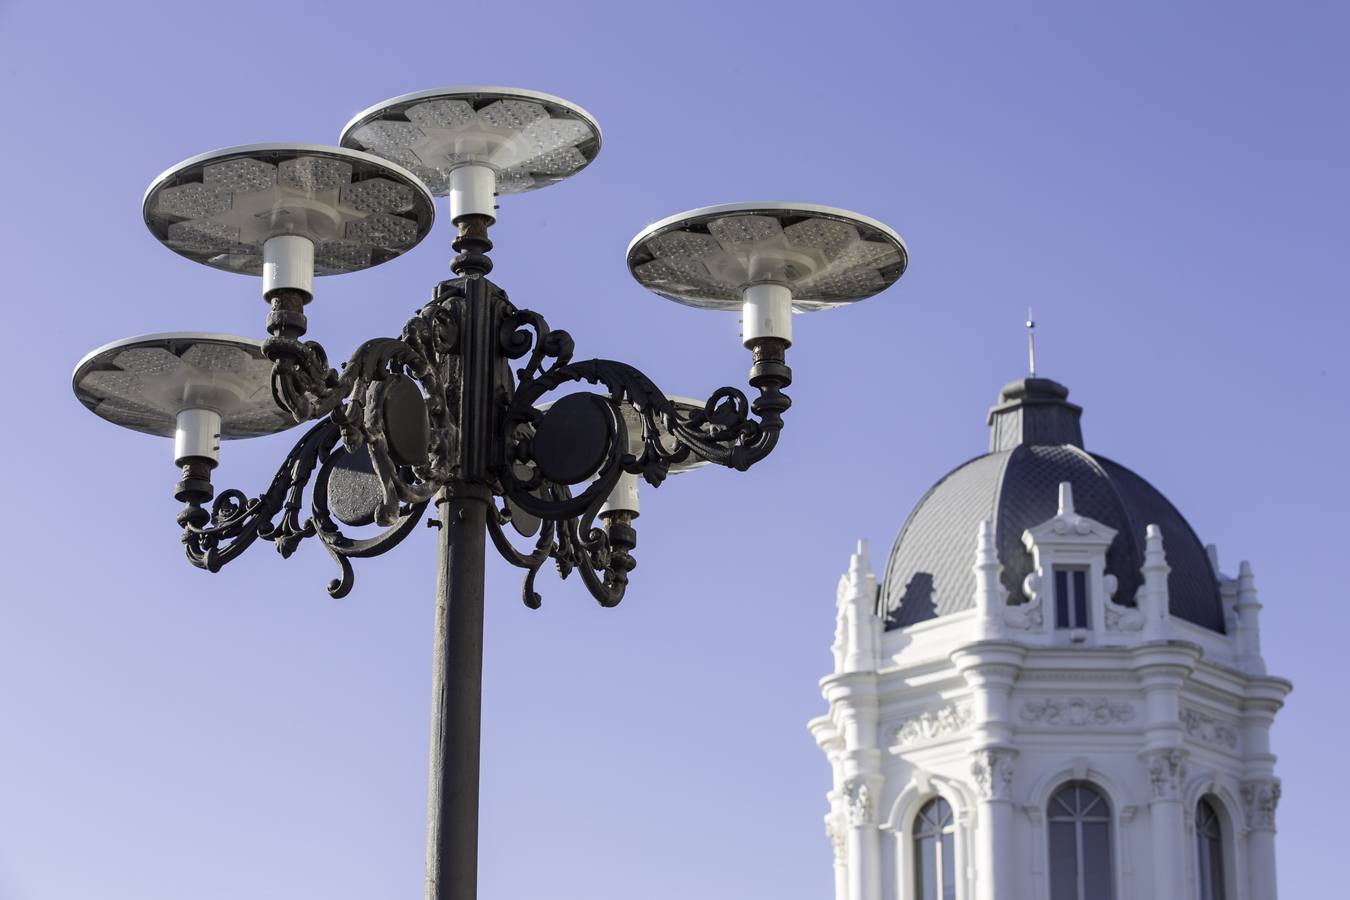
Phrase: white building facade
[{"left": 810, "top": 378, "right": 1289, "bottom": 900}]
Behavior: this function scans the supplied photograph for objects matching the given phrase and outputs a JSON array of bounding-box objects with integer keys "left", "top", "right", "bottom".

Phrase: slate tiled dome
[{"left": 879, "top": 378, "right": 1224, "bottom": 632}]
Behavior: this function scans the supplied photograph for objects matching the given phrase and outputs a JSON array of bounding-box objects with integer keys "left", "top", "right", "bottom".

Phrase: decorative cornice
[
  {"left": 1241, "top": 779, "right": 1280, "bottom": 831},
  {"left": 970, "top": 748, "right": 1017, "bottom": 801},
  {"left": 1021, "top": 697, "right": 1136, "bottom": 727},
  {"left": 1145, "top": 748, "right": 1187, "bottom": 800},
  {"left": 892, "top": 703, "right": 973, "bottom": 748},
  {"left": 1018, "top": 671, "right": 1139, "bottom": 683},
  {"left": 1180, "top": 707, "right": 1239, "bottom": 750}
]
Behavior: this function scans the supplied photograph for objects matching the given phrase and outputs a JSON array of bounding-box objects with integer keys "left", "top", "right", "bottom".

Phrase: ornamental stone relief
[
  {"left": 1006, "top": 574, "right": 1045, "bottom": 630},
  {"left": 893, "top": 703, "right": 973, "bottom": 747},
  {"left": 1020, "top": 697, "right": 1136, "bottom": 727},
  {"left": 1146, "top": 748, "right": 1187, "bottom": 800},
  {"left": 1180, "top": 708, "right": 1239, "bottom": 750},
  {"left": 844, "top": 780, "right": 875, "bottom": 827},
  {"left": 1104, "top": 601, "right": 1143, "bottom": 631},
  {"left": 1241, "top": 779, "right": 1281, "bottom": 831},
  {"left": 970, "top": 748, "right": 1016, "bottom": 801},
  {"left": 824, "top": 814, "right": 847, "bottom": 863}
]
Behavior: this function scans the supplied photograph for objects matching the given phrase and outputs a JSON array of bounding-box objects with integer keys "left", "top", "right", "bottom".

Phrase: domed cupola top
[{"left": 879, "top": 377, "right": 1224, "bottom": 633}]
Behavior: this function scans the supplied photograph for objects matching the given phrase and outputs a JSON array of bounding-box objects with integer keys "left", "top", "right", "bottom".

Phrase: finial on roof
[
  {"left": 1026, "top": 306, "right": 1037, "bottom": 378},
  {"left": 849, "top": 538, "right": 872, "bottom": 579},
  {"left": 1058, "top": 481, "right": 1075, "bottom": 516}
]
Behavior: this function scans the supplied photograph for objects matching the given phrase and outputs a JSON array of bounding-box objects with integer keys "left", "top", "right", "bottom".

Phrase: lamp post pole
[
  {"left": 425, "top": 225, "right": 496, "bottom": 900},
  {"left": 426, "top": 479, "right": 488, "bottom": 900}
]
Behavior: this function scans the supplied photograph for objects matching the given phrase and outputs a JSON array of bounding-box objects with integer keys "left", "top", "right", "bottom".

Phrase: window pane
[
  {"left": 1196, "top": 799, "right": 1226, "bottom": 900},
  {"left": 1198, "top": 840, "right": 1213, "bottom": 900},
  {"left": 1056, "top": 569, "right": 1070, "bottom": 628},
  {"left": 1049, "top": 821, "right": 1078, "bottom": 900},
  {"left": 1208, "top": 842, "right": 1226, "bottom": 900},
  {"left": 917, "top": 834, "right": 936, "bottom": 900},
  {"left": 941, "top": 832, "right": 956, "bottom": 900},
  {"left": 1073, "top": 570, "right": 1088, "bottom": 627},
  {"left": 1082, "top": 821, "right": 1112, "bottom": 900}
]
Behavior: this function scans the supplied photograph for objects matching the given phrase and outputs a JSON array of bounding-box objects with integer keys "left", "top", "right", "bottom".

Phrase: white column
[
  {"left": 821, "top": 539, "right": 884, "bottom": 900},
  {"left": 1132, "top": 642, "right": 1197, "bottom": 900},
  {"left": 953, "top": 640, "right": 1024, "bottom": 900},
  {"left": 830, "top": 814, "right": 849, "bottom": 900},
  {"left": 1240, "top": 677, "right": 1287, "bottom": 900},
  {"left": 1145, "top": 748, "right": 1188, "bottom": 899},
  {"left": 1242, "top": 778, "right": 1281, "bottom": 900},
  {"left": 845, "top": 776, "right": 882, "bottom": 900},
  {"left": 811, "top": 717, "right": 850, "bottom": 900},
  {"left": 969, "top": 748, "right": 1018, "bottom": 900}
]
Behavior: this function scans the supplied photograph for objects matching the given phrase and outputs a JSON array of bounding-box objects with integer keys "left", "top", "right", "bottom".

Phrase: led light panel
[
  {"left": 627, "top": 202, "right": 908, "bottom": 311},
  {"left": 340, "top": 87, "right": 602, "bottom": 197},
  {"left": 143, "top": 144, "right": 435, "bottom": 277},
  {"left": 72, "top": 333, "right": 296, "bottom": 439}
]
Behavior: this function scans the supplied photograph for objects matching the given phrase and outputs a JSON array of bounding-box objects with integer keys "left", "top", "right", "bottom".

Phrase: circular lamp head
[
  {"left": 143, "top": 144, "right": 435, "bottom": 284},
  {"left": 72, "top": 332, "right": 296, "bottom": 445},
  {"left": 626, "top": 202, "right": 908, "bottom": 313},
  {"left": 339, "top": 86, "right": 602, "bottom": 220}
]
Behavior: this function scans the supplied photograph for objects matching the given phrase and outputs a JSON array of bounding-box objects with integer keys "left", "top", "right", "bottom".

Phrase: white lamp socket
[
  {"left": 263, "top": 234, "right": 315, "bottom": 298},
  {"left": 600, "top": 472, "right": 641, "bottom": 518},
  {"left": 741, "top": 282, "right": 793, "bottom": 347},
  {"left": 449, "top": 165, "right": 497, "bottom": 224},
  {"left": 174, "top": 408, "right": 222, "bottom": 466}
]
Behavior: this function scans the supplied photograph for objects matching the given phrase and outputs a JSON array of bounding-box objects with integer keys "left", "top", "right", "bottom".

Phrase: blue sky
[{"left": 1, "top": 1, "right": 1345, "bottom": 897}]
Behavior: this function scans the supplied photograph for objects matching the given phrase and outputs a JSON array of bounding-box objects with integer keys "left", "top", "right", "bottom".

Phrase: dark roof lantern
[{"left": 987, "top": 378, "right": 1084, "bottom": 452}]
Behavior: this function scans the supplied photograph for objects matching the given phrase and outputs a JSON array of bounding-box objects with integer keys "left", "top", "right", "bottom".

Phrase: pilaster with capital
[
  {"left": 970, "top": 748, "right": 1017, "bottom": 802},
  {"left": 967, "top": 746, "right": 1018, "bottom": 900},
  {"left": 1131, "top": 642, "right": 1195, "bottom": 900},
  {"left": 1241, "top": 778, "right": 1281, "bottom": 832},
  {"left": 821, "top": 540, "right": 885, "bottom": 900},
  {"left": 953, "top": 633, "right": 1024, "bottom": 900},
  {"left": 811, "top": 717, "right": 849, "bottom": 900},
  {"left": 1242, "top": 777, "right": 1282, "bottom": 900},
  {"left": 1239, "top": 674, "right": 1289, "bottom": 900},
  {"left": 1145, "top": 748, "right": 1188, "bottom": 801}
]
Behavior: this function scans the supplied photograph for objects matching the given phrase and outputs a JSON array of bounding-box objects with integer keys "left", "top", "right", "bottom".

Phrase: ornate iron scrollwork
[{"left": 180, "top": 259, "right": 791, "bottom": 609}]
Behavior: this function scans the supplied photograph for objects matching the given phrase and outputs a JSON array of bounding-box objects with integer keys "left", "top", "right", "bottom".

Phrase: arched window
[
  {"left": 1196, "top": 798, "right": 1226, "bottom": 900},
  {"left": 1048, "top": 782, "right": 1113, "bottom": 900},
  {"left": 913, "top": 797, "right": 956, "bottom": 900}
]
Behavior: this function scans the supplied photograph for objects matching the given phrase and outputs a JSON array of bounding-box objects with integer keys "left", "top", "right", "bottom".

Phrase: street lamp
[{"left": 71, "top": 86, "right": 907, "bottom": 900}]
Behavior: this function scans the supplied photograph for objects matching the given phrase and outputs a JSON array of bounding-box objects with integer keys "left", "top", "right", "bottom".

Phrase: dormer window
[{"left": 1054, "top": 567, "right": 1089, "bottom": 629}]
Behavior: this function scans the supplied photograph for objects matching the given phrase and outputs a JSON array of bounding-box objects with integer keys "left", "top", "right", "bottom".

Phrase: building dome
[{"left": 879, "top": 377, "right": 1225, "bottom": 632}]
